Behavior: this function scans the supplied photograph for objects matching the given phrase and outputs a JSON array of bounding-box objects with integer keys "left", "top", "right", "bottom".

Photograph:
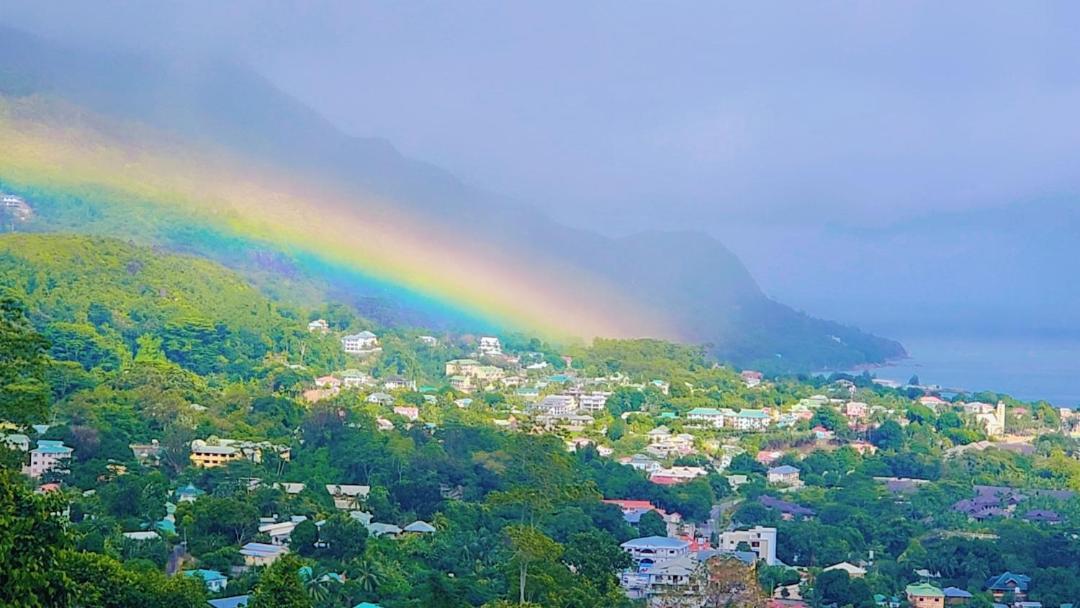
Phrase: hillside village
[{"left": 5, "top": 306, "right": 1080, "bottom": 608}]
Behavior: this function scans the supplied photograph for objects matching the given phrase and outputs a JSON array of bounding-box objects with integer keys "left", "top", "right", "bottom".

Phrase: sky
[{"left": 4, "top": 1, "right": 1080, "bottom": 336}]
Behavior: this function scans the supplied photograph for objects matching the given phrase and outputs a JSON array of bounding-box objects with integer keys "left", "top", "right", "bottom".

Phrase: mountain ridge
[{"left": 0, "top": 25, "right": 904, "bottom": 371}]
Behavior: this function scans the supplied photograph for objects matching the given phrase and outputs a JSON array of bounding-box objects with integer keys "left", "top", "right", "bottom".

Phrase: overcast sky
[{"left": 4, "top": 1, "right": 1080, "bottom": 334}]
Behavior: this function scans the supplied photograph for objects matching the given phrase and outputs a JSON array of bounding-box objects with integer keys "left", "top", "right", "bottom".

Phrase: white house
[
  {"left": 307, "top": 319, "right": 329, "bottom": 333},
  {"left": 621, "top": 536, "right": 691, "bottom": 563},
  {"left": 534, "top": 395, "right": 576, "bottom": 416},
  {"left": 718, "top": 526, "right": 778, "bottom": 565},
  {"left": 767, "top": 465, "right": 801, "bottom": 486},
  {"left": 341, "top": 331, "right": 380, "bottom": 354},
  {"left": 577, "top": 392, "right": 610, "bottom": 412},
  {"left": 184, "top": 569, "right": 229, "bottom": 593},
  {"left": 478, "top": 336, "right": 503, "bottom": 357}
]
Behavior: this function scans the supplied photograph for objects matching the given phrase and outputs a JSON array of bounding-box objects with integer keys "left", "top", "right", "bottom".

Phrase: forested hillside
[{"left": 0, "top": 234, "right": 353, "bottom": 378}]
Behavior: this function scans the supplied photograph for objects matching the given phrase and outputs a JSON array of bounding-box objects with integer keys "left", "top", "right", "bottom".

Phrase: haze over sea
[{"left": 861, "top": 333, "right": 1080, "bottom": 407}]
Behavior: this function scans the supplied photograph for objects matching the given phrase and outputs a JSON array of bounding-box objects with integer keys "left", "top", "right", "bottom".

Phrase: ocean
[{"left": 862, "top": 333, "right": 1080, "bottom": 407}]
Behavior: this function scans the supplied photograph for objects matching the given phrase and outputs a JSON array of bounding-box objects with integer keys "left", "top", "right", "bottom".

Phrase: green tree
[
  {"left": 0, "top": 466, "right": 70, "bottom": 606},
  {"left": 0, "top": 297, "right": 51, "bottom": 424},
  {"left": 249, "top": 555, "right": 313, "bottom": 608},
  {"left": 505, "top": 525, "right": 563, "bottom": 605},
  {"left": 637, "top": 509, "right": 668, "bottom": 537}
]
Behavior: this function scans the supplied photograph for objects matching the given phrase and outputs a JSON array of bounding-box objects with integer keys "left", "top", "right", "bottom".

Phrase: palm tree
[
  {"left": 298, "top": 565, "right": 333, "bottom": 604},
  {"left": 351, "top": 558, "right": 383, "bottom": 593}
]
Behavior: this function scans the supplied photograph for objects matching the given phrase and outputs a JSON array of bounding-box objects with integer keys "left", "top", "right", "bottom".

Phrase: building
[
  {"left": 478, "top": 336, "right": 503, "bottom": 357},
  {"left": 577, "top": 392, "right": 610, "bottom": 412},
  {"left": 621, "top": 536, "right": 691, "bottom": 563},
  {"left": 741, "top": 370, "right": 764, "bottom": 387},
  {"left": 4, "top": 433, "right": 30, "bottom": 452},
  {"left": 942, "top": 587, "right": 973, "bottom": 605},
  {"left": 189, "top": 439, "right": 290, "bottom": 468},
  {"left": 418, "top": 335, "right": 438, "bottom": 346},
  {"left": 307, "top": 319, "right": 329, "bottom": 333},
  {"left": 687, "top": 407, "right": 727, "bottom": 428},
  {"left": 718, "top": 527, "right": 778, "bottom": 565},
  {"left": 731, "top": 409, "right": 770, "bottom": 431},
  {"left": 28, "top": 440, "right": 73, "bottom": 478},
  {"left": 129, "top": 440, "right": 163, "bottom": 466},
  {"left": 906, "top": 583, "right": 945, "bottom": 608},
  {"left": 341, "top": 331, "right": 380, "bottom": 354},
  {"left": 326, "top": 484, "right": 371, "bottom": 510},
  {"left": 392, "top": 406, "right": 419, "bottom": 421},
  {"left": 534, "top": 395, "right": 577, "bottom": 416},
  {"left": 824, "top": 562, "right": 867, "bottom": 578},
  {"left": 985, "top": 572, "right": 1031, "bottom": 601},
  {"left": 239, "top": 542, "right": 287, "bottom": 568},
  {"left": 767, "top": 465, "right": 801, "bottom": 486},
  {"left": 1, "top": 194, "right": 32, "bottom": 220},
  {"left": 649, "top": 466, "right": 706, "bottom": 485},
  {"left": 258, "top": 521, "right": 300, "bottom": 546},
  {"left": 845, "top": 401, "right": 869, "bottom": 419},
  {"left": 974, "top": 401, "right": 1006, "bottom": 437},
  {"left": 184, "top": 569, "right": 229, "bottom": 593}
]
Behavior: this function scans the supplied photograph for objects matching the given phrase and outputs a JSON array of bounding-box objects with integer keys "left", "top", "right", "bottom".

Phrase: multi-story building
[
  {"left": 189, "top": 439, "right": 290, "bottom": 468},
  {"left": 28, "top": 440, "right": 73, "bottom": 478},
  {"left": 341, "top": 331, "right": 380, "bottom": 354},
  {"left": 478, "top": 336, "right": 503, "bottom": 357},
  {"left": 906, "top": 583, "right": 945, "bottom": 608},
  {"left": 718, "top": 526, "right": 778, "bottom": 565}
]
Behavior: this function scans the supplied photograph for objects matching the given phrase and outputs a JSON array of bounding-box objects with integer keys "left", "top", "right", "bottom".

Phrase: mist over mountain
[{"left": 0, "top": 26, "right": 903, "bottom": 371}]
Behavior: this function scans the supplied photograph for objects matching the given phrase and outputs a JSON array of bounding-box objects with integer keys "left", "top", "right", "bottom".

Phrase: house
[
  {"left": 1021, "top": 509, "right": 1062, "bottom": 524},
  {"left": 985, "top": 572, "right": 1031, "bottom": 601},
  {"left": 718, "top": 526, "right": 778, "bottom": 565},
  {"left": 28, "top": 440, "right": 73, "bottom": 478},
  {"left": 811, "top": 425, "right": 834, "bottom": 440},
  {"left": 1, "top": 194, "right": 32, "bottom": 220},
  {"left": 534, "top": 395, "right": 576, "bottom": 416},
  {"left": 759, "top": 495, "right": 816, "bottom": 520},
  {"left": 478, "top": 336, "right": 502, "bottom": 357},
  {"left": 449, "top": 375, "right": 473, "bottom": 392},
  {"left": 189, "top": 439, "right": 289, "bottom": 468},
  {"left": 314, "top": 375, "right": 342, "bottom": 389},
  {"left": 122, "top": 531, "right": 160, "bottom": 541},
  {"left": 845, "top": 401, "right": 869, "bottom": 419},
  {"left": 392, "top": 406, "right": 420, "bottom": 421},
  {"left": 326, "top": 484, "right": 370, "bottom": 510},
  {"left": 577, "top": 392, "right": 610, "bottom": 412},
  {"left": 620, "top": 554, "right": 700, "bottom": 599},
  {"left": 366, "top": 522, "right": 402, "bottom": 538},
  {"left": 906, "top": 583, "right": 945, "bottom": 608},
  {"left": 731, "top": 409, "right": 770, "bottom": 431},
  {"left": 403, "top": 520, "right": 436, "bottom": 534},
  {"left": 239, "top": 542, "right": 287, "bottom": 568},
  {"left": 4, "top": 433, "right": 30, "bottom": 452},
  {"left": 687, "top": 407, "right": 727, "bottom": 428},
  {"left": 418, "top": 335, "right": 438, "bottom": 346},
  {"left": 129, "top": 440, "right": 163, "bottom": 465},
  {"left": 824, "top": 562, "right": 866, "bottom": 578},
  {"left": 382, "top": 376, "right": 415, "bottom": 391},
  {"left": 942, "top": 587, "right": 973, "bottom": 605},
  {"left": 258, "top": 521, "right": 300, "bottom": 545},
  {"left": 366, "top": 392, "right": 394, "bottom": 406},
  {"left": 307, "top": 319, "right": 329, "bottom": 333},
  {"left": 445, "top": 359, "right": 481, "bottom": 376},
  {"left": 341, "top": 331, "right": 380, "bottom": 354},
  {"left": 273, "top": 482, "right": 306, "bottom": 495},
  {"left": 974, "top": 401, "right": 1007, "bottom": 437},
  {"left": 647, "top": 426, "right": 672, "bottom": 443},
  {"left": 341, "top": 369, "right": 368, "bottom": 388},
  {"left": 918, "top": 395, "right": 949, "bottom": 410},
  {"left": 741, "top": 370, "right": 764, "bottom": 387},
  {"left": 620, "top": 536, "right": 691, "bottom": 563},
  {"left": 621, "top": 454, "right": 661, "bottom": 474},
  {"left": 849, "top": 440, "right": 877, "bottom": 455},
  {"left": 176, "top": 483, "right": 205, "bottom": 503},
  {"left": 767, "top": 465, "right": 801, "bottom": 486},
  {"left": 185, "top": 569, "right": 229, "bottom": 593},
  {"left": 649, "top": 466, "right": 706, "bottom": 485},
  {"left": 207, "top": 596, "right": 249, "bottom": 608}
]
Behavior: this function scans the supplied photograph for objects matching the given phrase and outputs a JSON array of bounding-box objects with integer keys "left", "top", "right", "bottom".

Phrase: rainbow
[{"left": 0, "top": 95, "right": 672, "bottom": 341}]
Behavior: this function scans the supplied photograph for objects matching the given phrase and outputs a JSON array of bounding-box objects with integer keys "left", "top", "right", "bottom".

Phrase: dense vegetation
[{"left": 1, "top": 234, "right": 1079, "bottom": 608}]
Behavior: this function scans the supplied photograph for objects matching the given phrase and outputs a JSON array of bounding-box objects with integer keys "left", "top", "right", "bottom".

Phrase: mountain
[{"left": 0, "top": 26, "right": 904, "bottom": 371}]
